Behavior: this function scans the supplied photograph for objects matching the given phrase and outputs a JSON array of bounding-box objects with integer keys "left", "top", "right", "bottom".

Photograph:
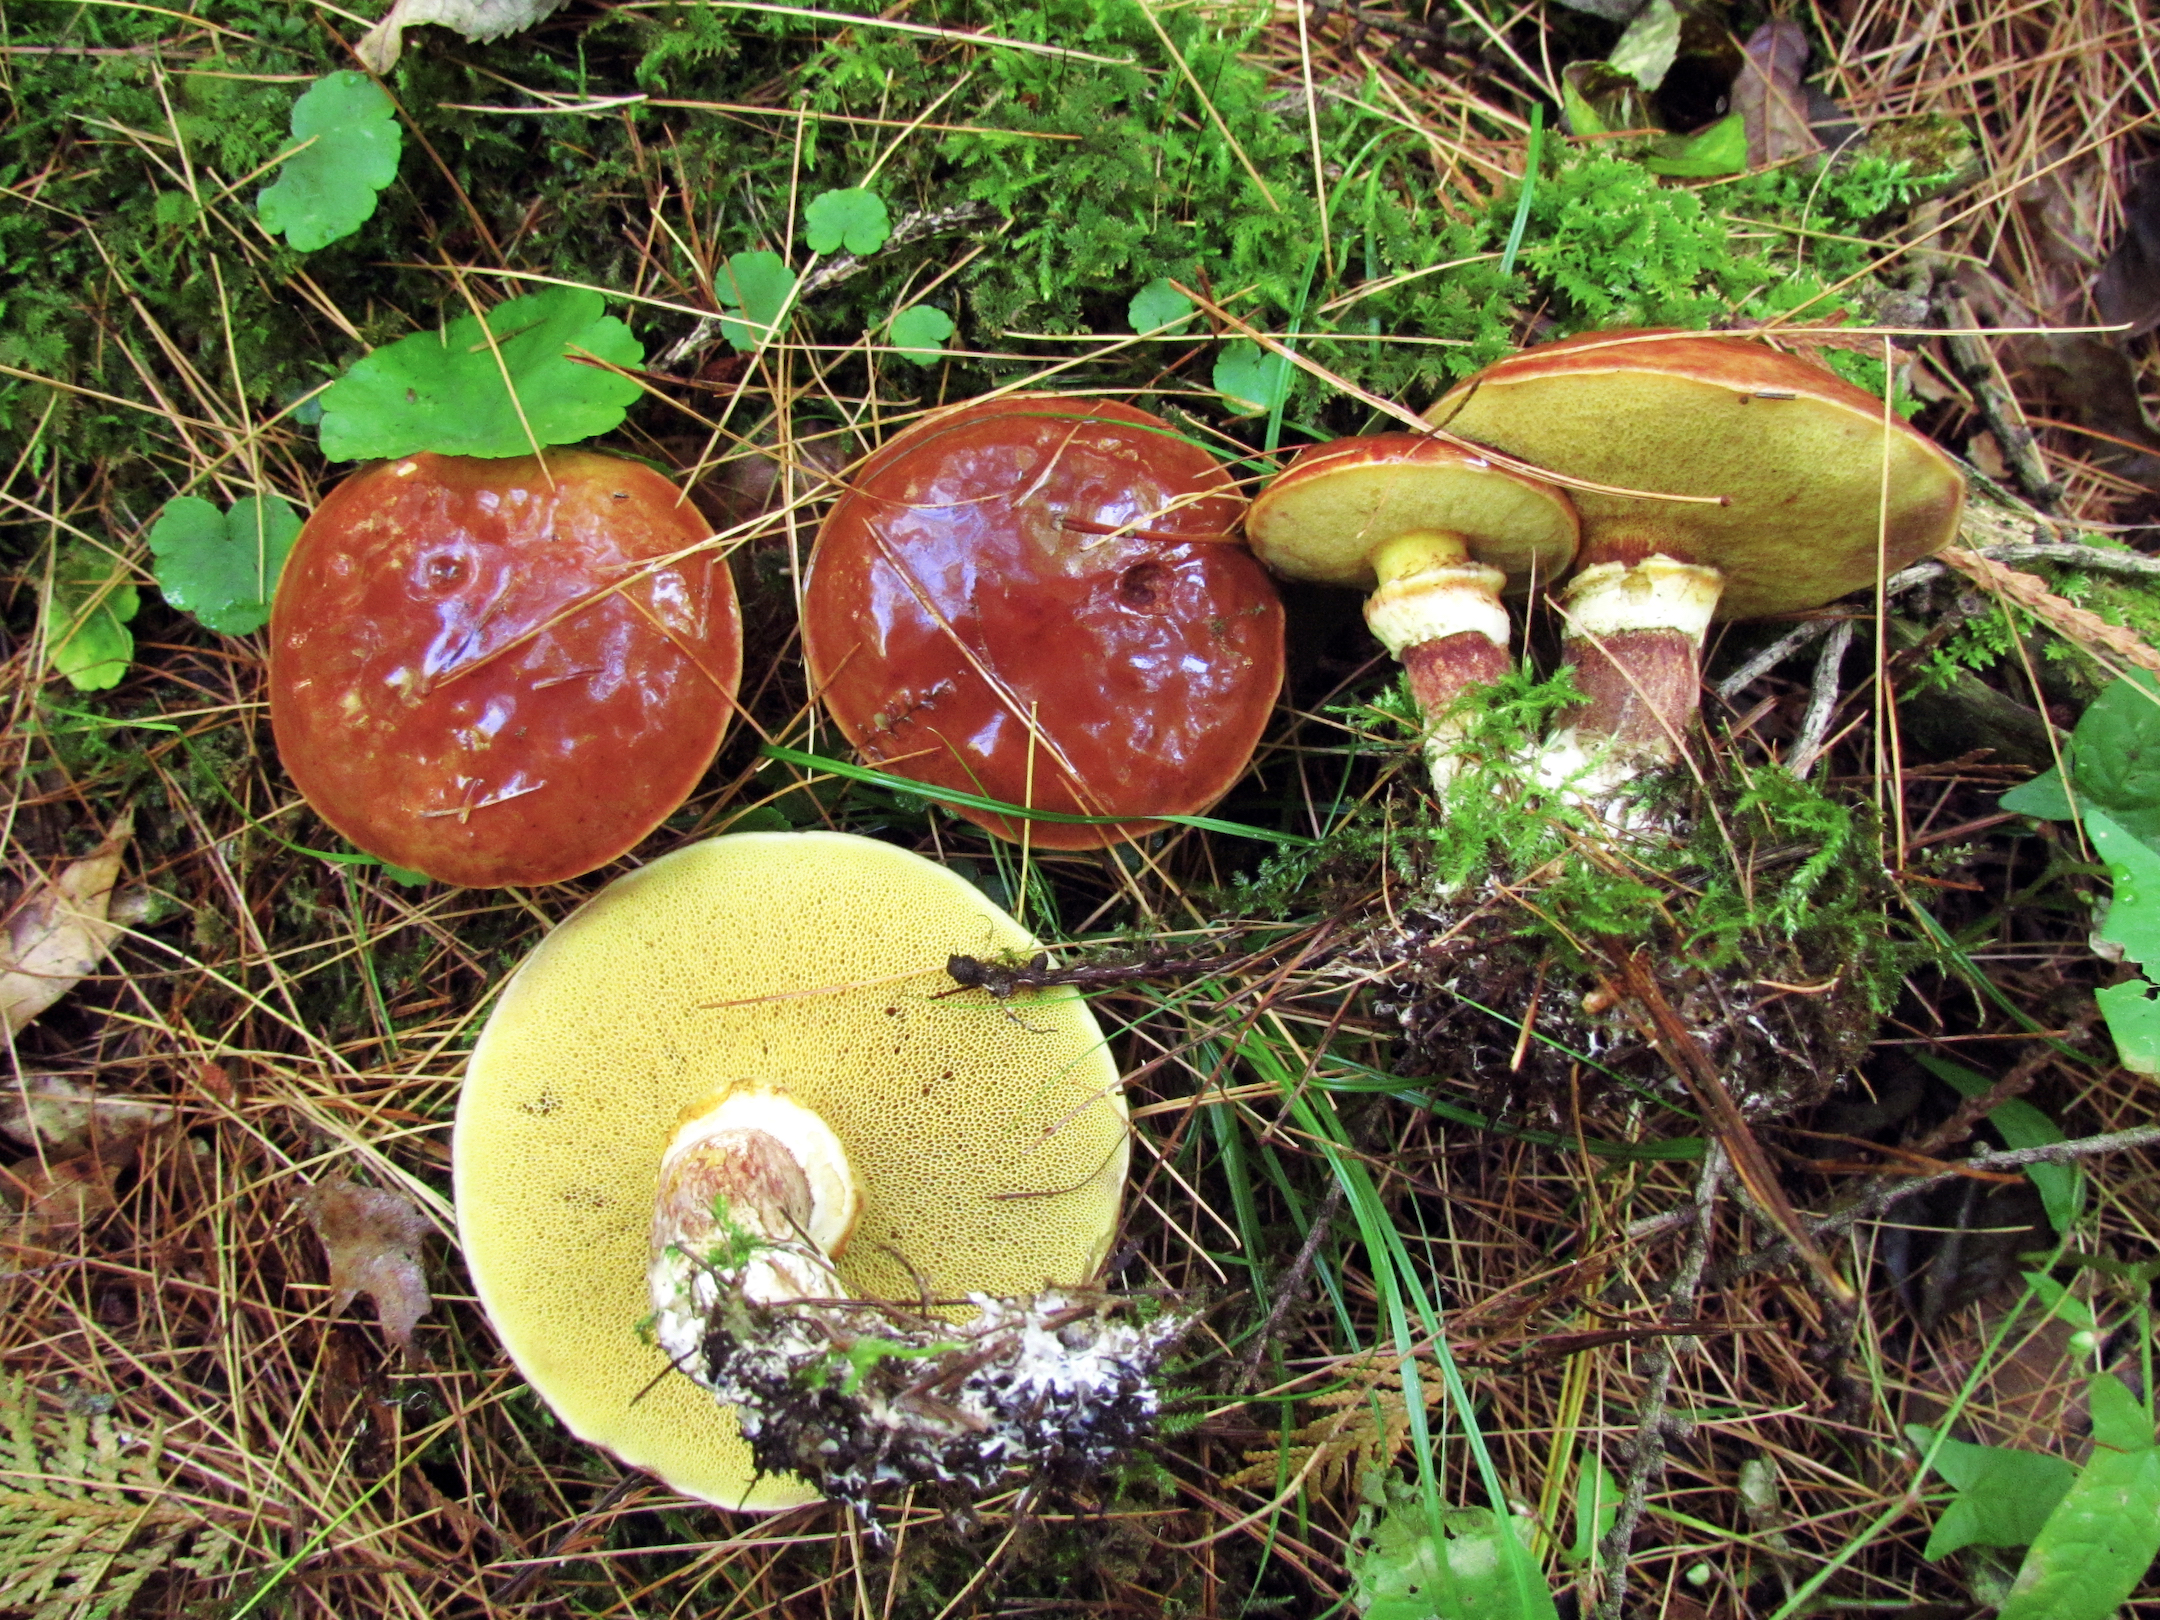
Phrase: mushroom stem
[
  {"left": 1540, "top": 555, "right": 1725, "bottom": 800},
  {"left": 1361, "top": 531, "right": 1513, "bottom": 788}
]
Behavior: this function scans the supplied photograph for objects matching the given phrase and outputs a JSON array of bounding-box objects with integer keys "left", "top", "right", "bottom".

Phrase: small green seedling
[
  {"left": 887, "top": 304, "right": 954, "bottom": 364},
  {"left": 802, "top": 187, "right": 890, "bottom": 256},
  {"left": 1213, "top": 338, "right": 1291, "bottom": 416},
  {"left": 715, "top": 251, "right": 798, "bottom": 354},
  {"left": 147, "top": 494, "right": 303, "bottom": 635},
  {"left": 1129, "top": 277, "right": 1196, "bottom": 333},
  {"left": 43, "top": 545, "right": 139, "bottom": 692},
  {"left": 2002, "top": 672, "right": 2160, "bottom": 1072},
  {"left": 317, "top": 284, "right": 643, "bottom": 461},
  {"left": 1350, "top": 1494, "right": 1557, "bottom": 1620},
  {"left": 256, "top": 72, "right": 402, "bottom": 252}
]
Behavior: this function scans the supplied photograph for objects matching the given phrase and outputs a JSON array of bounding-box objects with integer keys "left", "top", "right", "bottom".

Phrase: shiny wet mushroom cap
[
  {"left": 803, "top": 396, "right": 1284, "bottom": 848},
  {"left": 269, "top": 451, "right": 742, "bottom": 886},
  {"left": 454, "top": 830, "right": 1130, "bottom": 1511}
]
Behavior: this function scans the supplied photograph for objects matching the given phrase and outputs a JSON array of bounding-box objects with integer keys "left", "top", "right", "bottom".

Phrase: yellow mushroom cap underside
[
  {"left": 455, "top": 831, "right": 1129, "bottom": 1513},
  {"left": 1428, "top": 353, "right": 1965, "bottom": 622}
]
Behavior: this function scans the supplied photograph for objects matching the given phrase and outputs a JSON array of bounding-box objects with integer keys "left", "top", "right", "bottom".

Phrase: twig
[
  {"left": 1716, "top": 1123, "right": 2160, "bottom": 1288},
  {"left": 1233, "top": 1179, "right": 1346, "bottom": 1395},
  {"left": 1939, "top": 293, "right": 2061, "bottom": 507},
  {"left": 1785, "top": 618, "right": 1856, "bottom": 779},
  {"left": 1593, "top": 1144, "right": 1726, "bottom": 1620}
]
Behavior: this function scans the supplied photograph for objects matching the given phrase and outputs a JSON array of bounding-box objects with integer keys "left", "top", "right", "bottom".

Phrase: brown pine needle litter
[{"left": 3, "top": 1, "right": 2160, "bottom": 1617}]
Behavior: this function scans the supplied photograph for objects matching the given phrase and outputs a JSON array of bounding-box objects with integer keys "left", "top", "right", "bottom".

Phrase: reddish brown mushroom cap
[
  {"left": 803, "top": 396, "right": 1283, "bottom": 848},
  {"left": 1426, "top": 330, "right": 1966, "bottom": 618},
  {"left": 270, "top": 451, "right": 742, "bottom": 887}
]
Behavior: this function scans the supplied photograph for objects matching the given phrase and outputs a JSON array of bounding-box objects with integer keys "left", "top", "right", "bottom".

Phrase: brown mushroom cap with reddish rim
[
  {"left": 1426, "top": 330, "right": 1966, "bottom": 797},
  {"left": 803, "top": 395, "right": 1283, "bottom": 848},
  {"left": 270, "top": 451, "right": 742, "bottom": 887},
  {"left": 1245, "top": 434, "right": 1579, "bottom": 785}
]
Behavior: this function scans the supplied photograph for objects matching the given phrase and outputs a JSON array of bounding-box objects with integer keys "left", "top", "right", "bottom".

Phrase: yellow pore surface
[{"left": 455, "top": 831, "right": 1129, "bottom": 1512}]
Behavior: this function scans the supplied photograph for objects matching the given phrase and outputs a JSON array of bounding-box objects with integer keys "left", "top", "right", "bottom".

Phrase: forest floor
[{"left": 3, "top": 0, "right": 2160, "bottom": 1616}]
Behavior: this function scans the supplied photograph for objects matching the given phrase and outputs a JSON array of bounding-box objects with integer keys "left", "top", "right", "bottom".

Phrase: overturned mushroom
[
  {"left": 456, "top": 831, "right": 1164, "bottom": 1516},
  {"left": 1428, "top": 330, "right": 1964, "bottom": 800},
  {"left": 804, "top": 395, "right": 1283, "bottom": 847},
  {"left": 1245, "top": 434, "right": 1578, "bottom": 786}
]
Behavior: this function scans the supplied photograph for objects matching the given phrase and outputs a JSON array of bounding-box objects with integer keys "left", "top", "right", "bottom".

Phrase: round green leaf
[
  {"left": 1128, "top": 277, "right": 1195, "bottom": 334},
  {"left": 317, "top": 285, "right": 644, "bottom": 461},
  {"left": 1213, "top": 339, "right": 1291, "bottom": 415},
  {"left": 257, "top": 71, "right": 402, "bottom": 253},
  {"left": 888, "top": 304, "right": 955, "bottom": 364},
  {"left": 802, "top": 187, "right": 891, "bottom": 257},
  {"left": 714, "top": 251, "right": 799, "bottom": 354},
  {"left": 149, "top": 493, "right": 304, "bottom": 636},
  {"left": 45, "top": 545, "right": 139, "bottom": 692}
]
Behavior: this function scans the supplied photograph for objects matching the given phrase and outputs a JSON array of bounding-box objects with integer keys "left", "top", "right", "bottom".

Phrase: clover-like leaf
[
  {"left": 1129, "top": 277, "right": 1195, "bottom": 333},
  {"left": 888, "top": 304, "right": 955, "bottom": 364},
  {"left": 714, "top": 250, "right": 799, "bottom": 354},
  {"left": 803, "top": 187, "right": 891, "bottom": 257},
  {"left": 317, "top": 285, "right": 644, "bottom": 461},
  {"left": 257, "top": 72, "right": 402, "bottom": 253},
  {"left": 1909, "top": 1426, "right": 2077, "bottom": 1561},
  {"left": 43, "top": 545, "right": 139, "bottom": 692},
  {"left": 147, "top": 494, "right": 303, "bottom": 635},
  {"left": 1213, "top": 338, "right": 1292, "bottom": 415}
]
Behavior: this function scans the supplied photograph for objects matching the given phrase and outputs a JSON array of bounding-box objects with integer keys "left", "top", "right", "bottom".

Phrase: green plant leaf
[
  {"left": 802, "top": 187, "right": 890, "bottom": 256},
  {"left": 317, "top": 285, "right": 643, "bottom": 461},
  {"left": 255, "top": 72, "right": 402, "bottom": 252},
  {"left": 1642, "top": 113, "right": 1748, "bottom": 178},
  {"left": 1129, "top": 277, "right": 1196, "bottom": 333},
  {"left": 2068, "top": 672, "right": 2160, "bottom": 847},
  {"left": 1608, "top": 0, "right": 1683, "bottom": 91},
  {"left": 714, "top": 250, "right": 798, "bottom": 353},
  {"left": 2088, "top": 807, "right": 2160, "bottom": 966},
  {"left": 887, "top": 304, "right": 955, "bottom": 364},
  {"left": 44, "top": 546, "right": 139, "bottom": 692},
  {"left": 1908, "top": 1425, "right": 2077, "bottom": 1560},
  {"left": 1213, "top": 338, "right": 1291, "bottom": 415},
  {"left": 2089, "top": 1373, "right": 2155, "bottom": 1454},
  {"left": 2000, "top": 765, "right": 2075, "bottom": 820},
  {"left": 1352, "top": 1500, "right": 1553, "bottom": 1620},
  {"left": 147, "top": 494, "right": 303, "bottom": 635},
  {"left": 1571, "top": 1460, "right": 1619, "bottom": 1567},
  {"left": 1997, "top": 1443, "right": 2160, "bottom": 1620},
  {"left": 1911, "top": 1051, "right": 2085, "bottom": 1233},
  {"left": 2095, "top": 976, "right": 2160, "bottom": 1075}
]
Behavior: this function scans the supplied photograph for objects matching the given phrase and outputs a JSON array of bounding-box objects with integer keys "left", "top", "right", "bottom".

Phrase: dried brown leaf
[
  {"left": 2095, "top": 166, "right": 2160, "bottom": 340},
  {"left": 1, "top": 1075, "right": 175, "bottom": 1159},
  {"left": 1, "top": 811, "right": 134, "bottom": 1036},
  {"left": 2, "top": 1149, "right": 123, "bottom": 1263},
  {"left": 295, "top": 1182, "right": 434, "bottom": 1354},
  {"left": 1222, "top": 1357, "right": 1440, "bottom": 1496},
  {"left": 355, "top": 0, "right": 569, "bottom": 73},
  {"left": 1941, "top": 545, "right": 2160, "bottom": 673},
  {"left": 1733, "top": 21, "right": 1821, "bottom": 169}
]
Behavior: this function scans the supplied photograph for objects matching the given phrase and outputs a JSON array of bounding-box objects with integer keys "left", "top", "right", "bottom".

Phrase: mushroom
[
  {"left": 1427, "top": 330, "right": 1965, "bottom": 799},
  {"left": 1244, "top": 434, "right": 1579, "bottom": 786},
  {"left": 269, "top": 450, "right": 742, "bottom": 887},
  {"left": 803, "top": 395, "right": 1283, "bottom": 847},
  {"left": 455, "top": 830, "right": 1150, "bottom": 1514}
]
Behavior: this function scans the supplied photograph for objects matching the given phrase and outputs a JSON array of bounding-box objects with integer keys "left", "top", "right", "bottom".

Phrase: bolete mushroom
[
  {"left": 803, "top": 396, "right": 1283, "bottom": 847},
  {"left": 270, "top": 451, "right": 742, "bottom": 887},
  {"left": 455, "top": 831, "right": 1147, "bottom": 1514},
  {"left": 1244, "top": 434, "right": 1579, "bottom": 785},
  {"left": 1427, "top": 330, "right": 1965, "bottom": 798}
]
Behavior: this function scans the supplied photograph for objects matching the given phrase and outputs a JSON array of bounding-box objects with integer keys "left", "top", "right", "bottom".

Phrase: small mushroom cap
[
  {"left": 455, "top": 831, "right": 1128, "bottom": 1512},
  {"left": 1245, "top": 434, "right": 1579, "bottom": 592},
  {"left": 270, "top": 451, "right": 742, "bottom": 888},
  {"left": 804, "top": 395, "right": 1283, "bottom": 848},
  {"left": 1426, "top": 330, "right": 1966, "bottom": 620}
]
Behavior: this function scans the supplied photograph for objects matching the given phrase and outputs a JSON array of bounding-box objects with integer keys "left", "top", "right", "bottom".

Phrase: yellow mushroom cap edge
[{"left": 454, "top": 831, "right": 1130, "bottom": 1512}]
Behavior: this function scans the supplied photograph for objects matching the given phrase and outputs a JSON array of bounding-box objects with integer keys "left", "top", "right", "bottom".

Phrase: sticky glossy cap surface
[
  {"left": 1427, "top": 330, "right": 1965, "bottom": 620},
  {"left": 804, "top": 397, "right": 1282, "bottom": 847},
  {"left": 455, "top": 831, "right": 1128, "bottom": 1511},
  {"left": 270, "top": 452, "right": 742, "bottom": 887},
  {"left": 1246, "top": 433, "right": 1578, "bottom": 592}
]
